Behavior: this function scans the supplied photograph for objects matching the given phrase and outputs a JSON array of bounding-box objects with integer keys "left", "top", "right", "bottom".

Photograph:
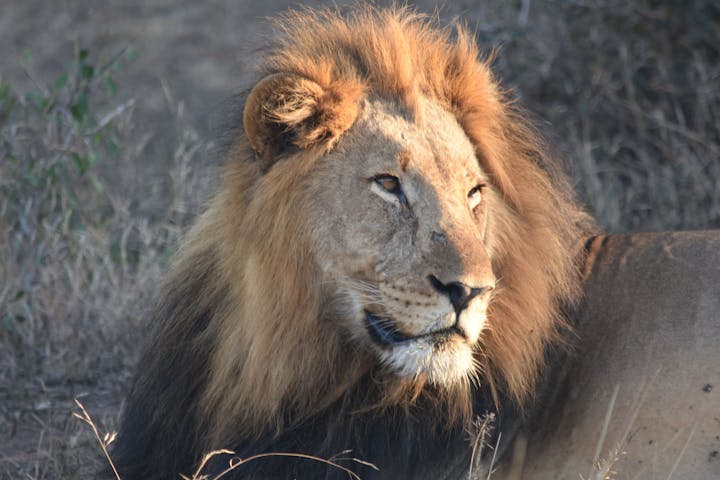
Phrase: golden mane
[
  {"left": 212, "top": 4, "right": 591, "bottom": 426},
  {"left": 263, "top": 5, "right": 593, "bottom": 397},
  {"left": 111, "top": 6, "right": 595, "bottom": 479}
]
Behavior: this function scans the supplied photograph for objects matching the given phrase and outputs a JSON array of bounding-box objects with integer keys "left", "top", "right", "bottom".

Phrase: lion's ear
[{"left": 243, "top": 73, "right": 362, "bottom": 167}]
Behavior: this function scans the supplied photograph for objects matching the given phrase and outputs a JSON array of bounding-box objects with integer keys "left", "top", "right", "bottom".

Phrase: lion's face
[{"left": 309, "top": 97, "right": 496, "bottom": 385}]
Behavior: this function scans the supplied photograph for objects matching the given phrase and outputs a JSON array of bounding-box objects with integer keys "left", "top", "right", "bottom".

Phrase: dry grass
[
  {"left": 1, "top": 1, "right": 718, "bottom": 478},
  {"left": 479, "top": 0, "right": 720, "bottom": 231},
  {"left": 0, "top": 47, "right": 211, "bottom": 478},
  {"left": 73, "top": 398, "right": 380, "bottom": 480}
]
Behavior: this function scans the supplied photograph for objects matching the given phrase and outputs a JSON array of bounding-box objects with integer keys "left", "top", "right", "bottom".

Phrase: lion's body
[
  {"left": 496, "top": 231, "right": 720, "bottom": 480},
  {"left": 104, "top": 6, "right": 720, "bottom": 480}
]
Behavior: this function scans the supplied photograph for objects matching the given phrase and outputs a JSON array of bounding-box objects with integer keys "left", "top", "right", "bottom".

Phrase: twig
[
  {"left": 591, "top": 383, "right": 620, "bottom": 473},
  {"left": 95, "top": 46, "right": 130, "bottom": 79},
  {"left": 188, "top": 449, "right": 376, "bottom": 480},
  {"left": 73, "top": 399, "right": 121, "bottom": 480},
  {"left": 180, "top": 449, "right": 235, "bottom": 480},
  {"left": 665, "top": 425, "right": 696, "bottom": 480},
  {"left": 486, "top": 432, "right": 502, "bottom": 480},
  {"left": 466, "top": 414, "right": 494, "bottom": 480},
  {"left": 85, "top": 99, "right": 136, "bottom": 136}
]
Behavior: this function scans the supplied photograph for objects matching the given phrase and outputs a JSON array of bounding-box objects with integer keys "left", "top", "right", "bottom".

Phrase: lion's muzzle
[{"left": 364, "top": 275, "right": 494, "bottom": 348}]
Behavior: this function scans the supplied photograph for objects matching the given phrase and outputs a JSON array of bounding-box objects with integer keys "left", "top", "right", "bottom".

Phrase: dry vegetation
[
  {"left": 1, "top": 1, "right": 718, "bottom": 478},
  {"left": 0, "top": 47, "right": 209, "bottom": 478}
]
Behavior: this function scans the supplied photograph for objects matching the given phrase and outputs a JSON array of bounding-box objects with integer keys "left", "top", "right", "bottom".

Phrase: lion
[
  {"left": 109, "top": 6, "right": 601, "bottom": 479},
  {"left": 498, "top": 231, "right": 720, "bottom": 480}
]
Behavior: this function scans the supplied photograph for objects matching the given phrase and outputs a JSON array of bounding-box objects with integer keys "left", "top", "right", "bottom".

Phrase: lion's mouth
[
  {"left": 364, "top": 310, "right": 411, "bottom": 345},
  {"left": 364, "top": 310, "right": 465, "bottom": 347}
]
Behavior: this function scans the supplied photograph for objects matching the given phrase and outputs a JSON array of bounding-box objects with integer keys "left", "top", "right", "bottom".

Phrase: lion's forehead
[{"left": 356, "top": 97, "right": 482, "bottom": 186}]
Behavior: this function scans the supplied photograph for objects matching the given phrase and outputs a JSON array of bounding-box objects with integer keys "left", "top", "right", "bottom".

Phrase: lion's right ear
[{"left": 243, "top": 73, "right": 363, "bottom": 168}]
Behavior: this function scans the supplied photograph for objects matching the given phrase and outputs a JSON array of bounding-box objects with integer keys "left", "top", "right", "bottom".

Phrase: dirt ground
[{"left": 1, "top": 1, "right": 718, "bottom": 478}]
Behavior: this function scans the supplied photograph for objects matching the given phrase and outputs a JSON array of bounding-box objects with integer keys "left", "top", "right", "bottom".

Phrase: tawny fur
[
  {"left": 112, "top": 5, "right": 595, "bottom": 479},
  {"left": 207, "top": 5, "right": 592, "bottom": 436}
]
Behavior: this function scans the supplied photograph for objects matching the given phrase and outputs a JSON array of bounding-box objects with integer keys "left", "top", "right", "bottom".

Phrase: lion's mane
[{"left": 112, "top": 6, "right": 594, "bottom": 479}]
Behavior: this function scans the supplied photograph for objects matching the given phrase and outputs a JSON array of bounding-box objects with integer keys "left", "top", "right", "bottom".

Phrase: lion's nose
[{"left": 427, "top": 275, "right": 492, "bottom": 313}]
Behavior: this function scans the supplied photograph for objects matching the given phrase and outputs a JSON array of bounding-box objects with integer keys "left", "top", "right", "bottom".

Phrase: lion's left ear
[{"left": 243, "top": 73, "right": 363, "bottom": 168}]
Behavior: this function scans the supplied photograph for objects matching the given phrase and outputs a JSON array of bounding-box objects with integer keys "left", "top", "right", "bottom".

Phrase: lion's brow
[{"left": 398, "top": 149, "right": 412, "bottom": 172}]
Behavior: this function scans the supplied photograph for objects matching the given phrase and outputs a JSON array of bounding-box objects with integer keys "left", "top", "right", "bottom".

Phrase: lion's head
[
  {"left": 244, "top": 85, "right": 498, "bottom": 387},
  {"left": 112, "top": 6, "right": 595, "bottom": 479}
]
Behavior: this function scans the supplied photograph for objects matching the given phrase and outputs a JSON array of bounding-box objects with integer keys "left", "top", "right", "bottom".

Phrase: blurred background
[{"left": 1, "top": 1, "right": 718, "bottom": 478}]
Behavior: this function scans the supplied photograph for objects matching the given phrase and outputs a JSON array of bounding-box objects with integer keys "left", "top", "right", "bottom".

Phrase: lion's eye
[
  {"left": 375, "top": 174, "right": 401, "bottom": 194},
  {"left": 371, "top": 174, "right": 408, "bottom": 206},
  {"left": 468, "top": 184, "right": 486, "bottom": 210}
]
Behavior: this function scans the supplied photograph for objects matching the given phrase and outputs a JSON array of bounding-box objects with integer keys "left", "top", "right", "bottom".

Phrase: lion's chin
[
  {"left": 363, "top": 310, "right": 482, "bottom": 385},
  {"left": 379, "top": 339, "right": 476, "bottom": 386}
]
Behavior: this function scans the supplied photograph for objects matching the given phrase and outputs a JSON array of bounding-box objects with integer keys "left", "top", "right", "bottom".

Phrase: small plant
[
  {"left": 0, "top": 47, "right": 139, "bottom": 380},
  {"left": 73, "top": 399, "right": 121, "bottom": 480},
  {"left": 73, "top": 399, "right": 376, "bottom": 480},
  {"left": 0, "top": 45, "right": 206, "bottom": 479},
  {"left": 1, "top": 47, "right": 133, "bottom": 237}
]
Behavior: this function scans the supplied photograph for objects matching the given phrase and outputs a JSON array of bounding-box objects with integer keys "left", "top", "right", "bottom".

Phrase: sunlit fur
[{"left": 112, "top": 5, "right": 595, "bottom": 478}]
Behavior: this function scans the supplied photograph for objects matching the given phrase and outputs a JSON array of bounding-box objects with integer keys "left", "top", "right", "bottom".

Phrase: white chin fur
[{"left": 379, "top": 339, "right": 475, "bottom": 385}]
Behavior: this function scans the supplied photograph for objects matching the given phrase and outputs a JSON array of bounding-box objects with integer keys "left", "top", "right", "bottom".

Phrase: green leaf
[
  {"left": 46, "top": 162, "right": 61, "bottom": 183},
  {"left": 86, "top": 151, "right": 97, "bottom": 167},
  {"left": 70, "top": 93, "right": 89, "bottom": 123},
  {"left": 81, "top": 64, "right": 95, "bottom": 80},
  {"left": 0, "top": 80, "right": 14, "bottom": 116},
  {"left": 104, "top": 77, "right": 118, "bottom": 96},
  {"left": 54, "top": 73, "right": 68, "bottom": 90},
  {"left": 25, "top": 91, "right": 49, "bottom": 112},
  {"left": 107, "top": 137, "right": 121, "bottom": 156},
  {"left": 72, "top": 152, "right": 91, "bottom": 174},
  {"left": 22, "top": 170, "right": 41, "bottom": 188},
  {"left": 1, "top": 313, "right": 19, "bottom": 335},
  {"left": 21, "top": 49, "right": 32, "bottom": 65},
  {"left": 88, "top": 172, "right": 104, "bottom": 193},
  {"left": 0, "top": 80, "right": 10, "bottom": 101},
  {"left": 125, "top": 47, "right": 138, "bottom": 63}
]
